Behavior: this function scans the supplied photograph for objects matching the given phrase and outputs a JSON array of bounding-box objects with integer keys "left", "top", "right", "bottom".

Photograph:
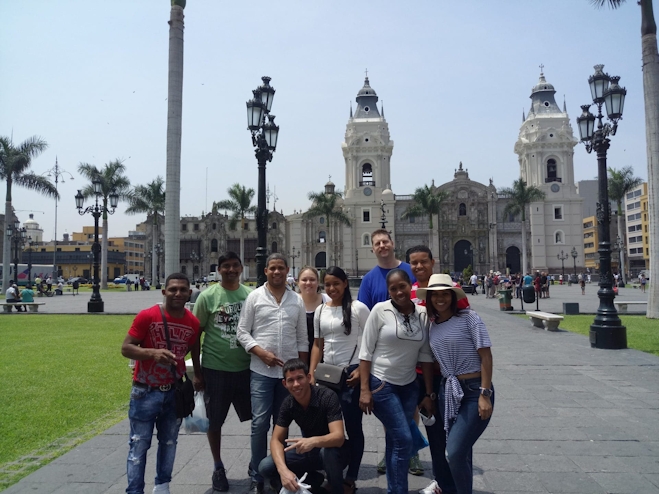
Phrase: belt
[{"left": 133, "top": 381, "right": 173, "bottom": 392}]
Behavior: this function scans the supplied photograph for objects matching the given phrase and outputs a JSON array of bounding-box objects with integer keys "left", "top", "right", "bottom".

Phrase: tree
[
  {"left": 593, "top": 0, "right": 658, "bottom": 317},
  {"left": 608, "top": 166, "right": 643, "bottom": 284},
  {"left": 214, "top": 183, "right": 256, "bottom": 278},
  {"left": 78, "top": 160, "right": 131, "bottom": 289},
  {"left": 125, "top": 176, "right": 166, "bottom": 283},
  {"left": 499, "top": 179, "right": 545, "bottom": 275},
  {"left": 1, "top": 135, "right": 57, "bottom": 291},
  {"left": 401, "top": 185, "right": 448, "bottom": 268},
  {"left": 164, "top": 0, "right": 185, "bottom": 280},
  {"left": 303, "top": 190, "right": 351, "bottom": 268}
]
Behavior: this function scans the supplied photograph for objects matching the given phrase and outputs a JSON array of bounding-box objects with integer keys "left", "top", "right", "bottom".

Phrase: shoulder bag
[
  {"left": 313, "top": 303, "right": 358, "bottom": 393},
  {"left": 160, "top": 306, "right": 195, "bottom": 418}
]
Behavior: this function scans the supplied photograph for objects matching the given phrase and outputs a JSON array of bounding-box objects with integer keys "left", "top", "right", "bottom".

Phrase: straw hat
[{"left": 416, "top": 274, "right": 467, "bottom": 301}]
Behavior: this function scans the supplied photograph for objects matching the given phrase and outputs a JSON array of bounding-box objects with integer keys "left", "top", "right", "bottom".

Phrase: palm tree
[
  {"left": 125, "top": 176, "right": 166, "bottom": 283},
  {"left": 164, "top": 0, "right": 185, "bottom": 280},
  {"left": 499, "top": 179, "right": 545, "bottom": 274},
  {"left": 401, "top": 185, "right": 448, "bottom": 267},
  {"left": 1, "top": 135, "right": 57, "bottom": 291},
  {"left": 303, "top": 190, "right": 351, "bottom": 268},
  {"left": 214, "top": 183, "right": 256, "bottom": 277},
  {"left": 78, "top": 160, "right": 131, "bottom": 289},
  {"left": 608, "top": 166, "right": 643, "bottom": 284},
  {"left": 593, "top": 0, "right": 658, "bottom": 317}
]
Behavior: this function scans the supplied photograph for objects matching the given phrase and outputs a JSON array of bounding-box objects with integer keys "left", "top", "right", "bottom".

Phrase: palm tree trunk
[
  {"left": 164, "top": 4, "right": 184, "bottom": 279},
  {"left": 616, "top": 208, "right": 625, "bottom": 285},
  {"left": 101, "top": 215, "right": 108, "bottom": 289},
  {"left": 521, "top": 213, "right": 528, "bottom": 275},
  {"left": 151, "top": 215, "right": 158, "bottom": 283},
  {"left": 641, "top": 0, "right": 659, "bottom": 318},
  {"left": 3, "top": 195, "right": 12, "bottom": 291}
]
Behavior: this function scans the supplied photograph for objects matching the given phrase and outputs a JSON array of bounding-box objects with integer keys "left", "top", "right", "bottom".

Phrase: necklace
[{"left": 267, "top": 285, "right": 285, "bottom": 304}]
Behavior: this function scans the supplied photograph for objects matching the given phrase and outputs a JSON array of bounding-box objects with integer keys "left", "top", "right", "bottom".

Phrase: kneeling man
[{"left": 259, "top": 359, "right": 348, "bottom": 494}]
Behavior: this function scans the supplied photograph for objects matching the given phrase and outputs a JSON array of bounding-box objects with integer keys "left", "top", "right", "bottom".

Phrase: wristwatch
[
  {"left": 425, "top": 392, "right": 437, "bottom": 400},
  {"left": 479, "top": 387, "right": 493, "bottom": 398}
]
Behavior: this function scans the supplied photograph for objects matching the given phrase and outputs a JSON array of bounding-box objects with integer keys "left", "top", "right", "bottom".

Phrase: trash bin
[
  {"left": 523, "top": 285, "right": 536, "bottom": 304},
  {"left": 497, "top": 289, "right": 513, "bottom": 311}
]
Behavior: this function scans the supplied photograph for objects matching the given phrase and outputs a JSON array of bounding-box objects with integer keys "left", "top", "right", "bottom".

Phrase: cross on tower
[
  {"left": 365, "top": 68, "right": 368, "bottom": 78},
  {"left": 539, "top": 63, "right": 545, "bottom": 74}
]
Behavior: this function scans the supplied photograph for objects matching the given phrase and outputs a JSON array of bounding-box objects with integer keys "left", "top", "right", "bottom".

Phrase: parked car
[{"left": 67, "top": 277, "right": 89, "bottom": 285}]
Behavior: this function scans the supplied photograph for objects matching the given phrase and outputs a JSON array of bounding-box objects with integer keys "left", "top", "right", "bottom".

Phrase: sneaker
[
  {"left": 152, "top": 483, "right": 170, "bottom": 494},
  {"left": 377, "top": 455, "right": 386, "bottom": 474},
  {"left": 408, "top": 454, "right": 424, "bottom": 476},
  {"left": 212, "top": 467, "right": 229, "bottom": 492},
  {"left": 419, "top": 480, "right": 440, "bottom": 494}
]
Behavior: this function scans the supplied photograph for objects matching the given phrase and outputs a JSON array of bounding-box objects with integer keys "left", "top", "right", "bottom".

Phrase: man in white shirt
[
  {"left": 5, "top": 284, "right": 24, "bottom": 312},
  {"left": 236, "top": 253, "right": 308, "bottom": 494},
  {"left": 469, "top": 273, "right": 478, "bottom": 295}
]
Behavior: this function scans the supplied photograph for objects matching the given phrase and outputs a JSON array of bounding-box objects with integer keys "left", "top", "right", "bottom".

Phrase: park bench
[
  {"left": 614, "top": 301, "right": 648, "bottom": 313},
  {"left": 526, "top": 311, "right": 564, "bottom": 332},
  {"left": 1, "top": 302, "right": 46, "bottom": 313}
]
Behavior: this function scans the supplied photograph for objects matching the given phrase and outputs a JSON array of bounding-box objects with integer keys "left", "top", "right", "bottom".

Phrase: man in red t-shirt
[{"left": 121, "top": 273, "right": 200, "bottom": 494}]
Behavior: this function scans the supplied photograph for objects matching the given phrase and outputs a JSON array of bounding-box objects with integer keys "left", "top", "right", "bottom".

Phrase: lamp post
[
  {"left": 7, "top": 219, "right": 27, "bottom": 284},
  {"left": 247, "top": 76, "right": 279, "bottom": 287},
  {"left": 75, "top": 179, "right": 118, "bottom": 313},
  {"left": 289, "top": 247, "right": 301, "bottom": 279},
  {"left": 155, "top": 243, "right": 163, "bottom": 288},
  {"left": 571, "top": 247, "right": 578, "bottom": 279},
  {"left": 27, "top": 237, "right": 34, "bottom": 283},
  {"left": 576, "top": 64, "right": 627, "bottom": 349},
  {"left": 380, "top": 199, "right": 388, "bottom": 230},
  {"left": 557, "top": 250, "right": 568, "bottom": 281},
  {"left": 87, "top": 253, "right": 93, "bottom": 280},
  {"left": 45, "top": 158, "right": 74, "bottom": 281}
]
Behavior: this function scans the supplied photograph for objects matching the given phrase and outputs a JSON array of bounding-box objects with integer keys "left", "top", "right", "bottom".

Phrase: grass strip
[{"left": 0, "top": 315, "right": 135, "bottom": 490}]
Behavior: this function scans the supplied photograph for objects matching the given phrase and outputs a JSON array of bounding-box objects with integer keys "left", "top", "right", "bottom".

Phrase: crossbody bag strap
[{"left": 159, "top": 305, "right": 178, "bottom": 381}]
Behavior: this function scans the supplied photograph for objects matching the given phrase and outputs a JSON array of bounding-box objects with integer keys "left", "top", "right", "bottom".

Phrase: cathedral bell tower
[{"left": 514, "top": 69, "right": 583, "bottom": 272}]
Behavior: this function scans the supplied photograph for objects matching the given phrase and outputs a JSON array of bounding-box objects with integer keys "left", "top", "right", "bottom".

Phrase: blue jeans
[
  {"left": 439, "top": 377, "right": 495, "bottom": 494},
  {"left": 370, "top": 375, "right": 418, "bottom": 494},
  {"left": 250, "top": 371, "right": 288, "bottom": 483},
  {"left": 259, "top": 444, "right": 349, "bottom": 494},
  {"left": 340, "top": 364, "right": 364, "bottom": 481},
  {"left": 126, "top": 384, "right": 181, "bottom": 494}
]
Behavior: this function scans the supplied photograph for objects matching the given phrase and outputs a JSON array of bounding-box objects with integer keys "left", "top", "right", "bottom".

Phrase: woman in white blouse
[
  {"left": 309, "top": 266, "right": 369, "bottom": 493},
  {"left": 358, "top": 269, "right": 435, "bottom": 494}
]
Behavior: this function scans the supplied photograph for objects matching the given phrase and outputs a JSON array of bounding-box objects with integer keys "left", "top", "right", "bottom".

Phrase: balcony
[
  {"left": 359, "top": 181, "right": 375, "bottom": 187},
  {"left": 545, "top": 177, "right": 562, "bottom": 183}
]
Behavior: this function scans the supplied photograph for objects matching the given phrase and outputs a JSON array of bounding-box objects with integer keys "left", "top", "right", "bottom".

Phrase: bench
[
  {"left": 526, "top": 311, "right": 564, "bottom": 331},
  {"left": 614, "top": 301, "right": 648, "bottom": 313},
  {"left": 1, "top": 302, "right": 46, "bottom": 313}
]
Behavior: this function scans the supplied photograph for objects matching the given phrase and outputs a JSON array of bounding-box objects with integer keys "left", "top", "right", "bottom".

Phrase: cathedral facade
[{"left": 286, "top": 73, "right": 584, "bottom": 277}]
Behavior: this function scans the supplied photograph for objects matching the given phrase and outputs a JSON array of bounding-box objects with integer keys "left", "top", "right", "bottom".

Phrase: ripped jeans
[{"left": 126, "top": 384, "right": 181, "bottom": 494}]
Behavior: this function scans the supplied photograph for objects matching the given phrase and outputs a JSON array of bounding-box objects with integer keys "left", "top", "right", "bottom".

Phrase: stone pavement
[{"left": 4, "top": 283, "right": 659, "bottom": 493}]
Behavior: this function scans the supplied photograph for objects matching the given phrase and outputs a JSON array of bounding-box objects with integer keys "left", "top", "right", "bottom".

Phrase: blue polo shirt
[{"left": 357, "top": 262, "right": 416, "bottom": 310}]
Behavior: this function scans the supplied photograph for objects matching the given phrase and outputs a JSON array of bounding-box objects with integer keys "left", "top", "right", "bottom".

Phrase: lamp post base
[
  {"left": 88, "top": 300, "right": 105, "bottom": 313},
  {"left": 589, "top": 324, "right": 627, "bottom": 349}
]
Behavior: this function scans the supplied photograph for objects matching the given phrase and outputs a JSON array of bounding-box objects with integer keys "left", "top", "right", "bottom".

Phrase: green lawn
[
  {"left": 557, "top": 315, "right": 659, "bottom": 356},
  {"left": 0, "top": 315, "right": 135, "bottom": 490}
]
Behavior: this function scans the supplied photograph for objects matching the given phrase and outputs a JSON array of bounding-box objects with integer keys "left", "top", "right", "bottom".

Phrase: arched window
[
  {"left": 271, "top": 222, "right": 277, "bottom": 230},
  {"left": 212, "top": 223, "right": 217, "bottom": 230},
  {"left": 362, "top": 233, "right": 370, "bottom": 246},
  {"left": 319, "top": 231, "right": 326, "bottom": 243},
  {"left": 459, "top": 203, "right": 467, "bottom": 216},
  {"left": 193, "top": 265, "right": 199, "bottom": 275},
  {"left": 547, "top": 159, "right": 558, "bottom": 182},
  {"left": 181, "top": 265, "right": 187, "bottom": 274},
  {"left": 271, "top": 242, "right": 278, "bottom": 253},
  {"left": 360, "top": 163, "right": 374, "bottom": 186},
  {"left": 211, "top": 238, "right": 218, "bottom": 253}
]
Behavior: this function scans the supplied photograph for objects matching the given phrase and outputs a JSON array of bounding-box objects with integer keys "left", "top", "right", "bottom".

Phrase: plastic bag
[
  {"left": 410, "top": 419, "right": 429, "bottom": 453},
  {"left": 279, "top": 472, "right": 312, "bottom": 494},
  {"left": 182, "top": 392, "right": 209, "bottom": 433}
]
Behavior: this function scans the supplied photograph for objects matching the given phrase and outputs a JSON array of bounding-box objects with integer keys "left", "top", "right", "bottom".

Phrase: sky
[{"left": 1, "top": 0, "right": 648, "bottom": 242}]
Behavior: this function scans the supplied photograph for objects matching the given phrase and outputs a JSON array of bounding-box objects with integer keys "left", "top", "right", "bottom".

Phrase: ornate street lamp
[
  {"left": 27, "top": 237, "right": 34, "bottom": 283},
  {"left": 289, "top": 247, "right": 301, "bottom": 279},
  {"left": 75, "top": 179, "right": 119, "bottom": 312},
  {"left": 155, "top": 243, "right": 163, "bottom": 288},
  {"left": 576, "top": 63, "right": 627, "bottom": 349},
  {"left": 7, "top": 219, "right": 27, "bottom": 285},
  {"left": 557, "top": 250, "right": 568, "bottom": 282},
  {"left": 247, "top": 76, "right": 279, "bottom": 286},
  {"left": 571, "top": 246, "right": 578, "bottom": 279},
  {"left": 44, "top": 158, "right": 74, "bottom": 281}
]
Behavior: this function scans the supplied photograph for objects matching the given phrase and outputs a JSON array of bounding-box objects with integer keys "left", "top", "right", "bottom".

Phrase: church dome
[
  {"left": 354, "top": 75, "right": 381, "bottom": 119},
  {"left": 24, "top": 213, "right": 40, "bottom": 229},
  {"left": 531, "top": 73, "right": 555, "bottom": 95},
  {"left": 357, "top": 77, "right": 378, "bottom": 97},
  {"left": 527, "top": 69, "right": 562, "bottom": 116}
]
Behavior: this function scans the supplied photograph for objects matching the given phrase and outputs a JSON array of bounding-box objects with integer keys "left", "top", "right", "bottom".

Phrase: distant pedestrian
[
  {"left": 121, "top": 273, "right": 200, "bottom": 494},
  {"left": 46, "top": 276, "right": 52, "bottom": 292},
  {"left": 640, "top": 274, "right": 647, "bottom": 293},
  {"left": 580, "top": 278, "right": 586, "bottom": 295},
  {"left": 469, "top": 273, "right": 478, "bottom": 296}
]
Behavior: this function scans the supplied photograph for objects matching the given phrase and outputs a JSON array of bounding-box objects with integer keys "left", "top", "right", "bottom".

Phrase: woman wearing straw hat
[{"left": 417, "top": 273, "right": 494, "bottom": 494}]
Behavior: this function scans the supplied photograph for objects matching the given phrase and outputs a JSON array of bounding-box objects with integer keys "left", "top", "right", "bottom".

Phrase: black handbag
[{"left": 160, "top": 306, "right": 195, "bottom": 418}]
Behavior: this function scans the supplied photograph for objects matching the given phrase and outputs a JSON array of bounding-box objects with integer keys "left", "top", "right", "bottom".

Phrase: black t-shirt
[{"left": 277, "top": 385, "right": 343, "bottom": 438}]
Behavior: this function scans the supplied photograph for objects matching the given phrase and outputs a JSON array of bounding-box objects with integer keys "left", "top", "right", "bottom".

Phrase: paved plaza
[{"left": 3, "top": 283, "right": 658, "bottom": 493}]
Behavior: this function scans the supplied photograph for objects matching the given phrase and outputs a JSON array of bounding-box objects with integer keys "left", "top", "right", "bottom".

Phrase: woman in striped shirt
[{"left": 418, "top": 273, "right": 494, "bottom": 494}]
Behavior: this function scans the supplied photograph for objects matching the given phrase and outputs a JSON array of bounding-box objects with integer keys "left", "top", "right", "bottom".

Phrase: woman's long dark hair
[
  {"left": 324, "top": 266, "right": 353, "bottom": 335},
  {"left": 426, "top": 290, "right": 459, "bottom": 323}
]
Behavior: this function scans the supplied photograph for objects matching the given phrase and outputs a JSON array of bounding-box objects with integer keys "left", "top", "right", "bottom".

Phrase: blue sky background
[{"left": 1, "top": 0, "right": 646, "bottom": 240}]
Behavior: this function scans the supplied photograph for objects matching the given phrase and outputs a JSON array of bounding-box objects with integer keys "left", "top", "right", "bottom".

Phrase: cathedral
[{"left": 286, "top": 72, "right": 584, "bottom": 277}]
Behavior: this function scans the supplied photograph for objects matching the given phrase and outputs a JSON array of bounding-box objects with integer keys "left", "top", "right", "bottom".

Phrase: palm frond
[{"left": 590, "top": 0, "right": 625, "bottom": 8}]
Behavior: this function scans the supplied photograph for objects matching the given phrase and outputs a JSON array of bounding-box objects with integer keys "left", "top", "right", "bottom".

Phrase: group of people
[
  {"left": 121, "top": 228, "right": 494, "bottom": 494},
  {"left": 4, "top": 282, "right": 35, "bottom": 311}
]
